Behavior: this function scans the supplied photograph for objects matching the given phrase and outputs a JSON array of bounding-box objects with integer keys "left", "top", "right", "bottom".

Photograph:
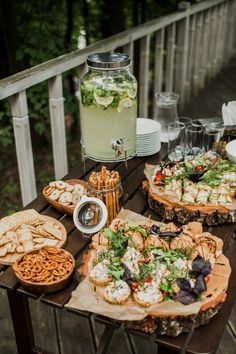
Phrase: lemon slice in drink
[
  {"left": 117, "top": 97, "right": 133, "bottom": 112},
  {"left": 94, "top": 92, "right": 114, "bottom": 107},
  {"left": 127, "top": 89, "right": 137, "bottom": 99}
]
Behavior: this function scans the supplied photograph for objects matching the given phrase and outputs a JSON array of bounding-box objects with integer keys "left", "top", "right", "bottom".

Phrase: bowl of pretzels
[{"left": 12, "top": 246, "right": 75, "bottom": 293}]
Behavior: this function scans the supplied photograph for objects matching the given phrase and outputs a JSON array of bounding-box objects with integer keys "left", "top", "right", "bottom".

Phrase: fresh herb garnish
[
  {"left": 129, "top": 225, "right": 148, "bottom": 237},
  {"left": 103, "top": 228, "right": 128, "bottom": 257}
]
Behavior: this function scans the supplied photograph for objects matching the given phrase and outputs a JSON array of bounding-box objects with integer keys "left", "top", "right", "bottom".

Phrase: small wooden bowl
[
  {"left": 42, "top": 179, "right": 87, "bottom": 215},
  {"left": 13, "top": 247, "right": 75, "bottom": 294}
]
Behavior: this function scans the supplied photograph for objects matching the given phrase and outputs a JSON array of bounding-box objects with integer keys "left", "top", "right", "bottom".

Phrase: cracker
[
  {"left": 0, "top": 235, "right": 10, "bottom": 247},
  {"left": 23, "top": 240, "right": 34, "bottom": 252},
  {"left": 42, "top": 222, "right": 63, "bottom": 240},
  {"left": 17, "top": 230, "right": 33, "bottom": 243},
  {"left": 42, "top": 238, "right": 58, "bottom": 247},
  {"left": 33, "top": 237, "right": 46, "bottom": 244},
  {"left": 16, "top": 245, "right": 24, "bottom": 253},
  {"left": 0, "top": 246, "right": 8, "bottom": 257},
  {"left": 59, "top": 191, "right": 72, "bottom": 204}
]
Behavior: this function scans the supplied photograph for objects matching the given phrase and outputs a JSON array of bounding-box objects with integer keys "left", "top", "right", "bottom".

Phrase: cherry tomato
[
  {"left": 143, "top": 276, "right": 153, "bottom": 283},
  {"left": 162, "top": 291, "right": 169, "bottom": 298},
  {"left": 195, "top": 165, "right": 204, "bottom": 171},
  {"left": 154, "top": 171, "right": 165, "bottom": 183},
  {"left": 130, "top": 282, "right": 139, "bottom": 290}
]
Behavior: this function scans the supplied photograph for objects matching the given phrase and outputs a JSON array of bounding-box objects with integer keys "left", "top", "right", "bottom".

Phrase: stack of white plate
[{"left": 136, "top": 118, "right": 161, "bottom": 156}]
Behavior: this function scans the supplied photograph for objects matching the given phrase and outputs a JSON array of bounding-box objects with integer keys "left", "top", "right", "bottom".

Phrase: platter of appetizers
[
  {"left": 143, "top": 152, "right": 236, "bottom": 225},
  {"left": 67, "top": 209, "right": 230, "bottom": 336}
]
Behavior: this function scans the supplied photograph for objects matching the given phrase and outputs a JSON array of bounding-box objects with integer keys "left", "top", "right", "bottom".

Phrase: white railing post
[
  {"left": 192, "top": 12, "right": 204, "bottom": 95},
  {"left": 175, "top": 2, "right": 190, "bottom": 108},
  {"left": 123, "top": 41, "right": 134, "bottom": 73},
  {"left": 48, "top": 75, "right": 68, "bottom": 180},
  {"left": 11, "top": 91, "right": 37, "bottom": 206},
  {"left": 153, "top": 28, "right": 165, "bottom": 117},
  {"left": 165, "top": 23, "right": 176, "bottom": 92},
  {"left": 186, "top": 14, "right": 197, "bottom": 101},
  {"left": 139, "top": 35, "right": 150, "bottom": 118}
]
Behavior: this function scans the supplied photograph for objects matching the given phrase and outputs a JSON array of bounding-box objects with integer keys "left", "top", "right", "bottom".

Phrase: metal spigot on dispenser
[{"left": 79, "top": 52, "right": 137, "bottom": 163}]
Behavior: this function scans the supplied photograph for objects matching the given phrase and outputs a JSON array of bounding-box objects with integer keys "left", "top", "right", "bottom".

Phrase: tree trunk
[
  {"left": 101, "top": 0, "right": 125, "bottom": 38},
  {"left": 64, "top": 0, "right": 74, "bottom": 49},
  {"left": 0, "top": 0, "right": 22, "bottom": 78},
  {"left": 82, "top": 0, "right": 90, "bottom": 45}
]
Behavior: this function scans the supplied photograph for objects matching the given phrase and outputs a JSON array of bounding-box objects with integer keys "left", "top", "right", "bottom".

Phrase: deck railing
[{"left": 0, "top": 0, "right": 236, "bottom": 207}]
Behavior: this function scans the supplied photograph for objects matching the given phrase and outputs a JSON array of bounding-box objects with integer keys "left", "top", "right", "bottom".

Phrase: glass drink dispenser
[{"left": 80, "top": 52, "right": 137, "bottom": 162}]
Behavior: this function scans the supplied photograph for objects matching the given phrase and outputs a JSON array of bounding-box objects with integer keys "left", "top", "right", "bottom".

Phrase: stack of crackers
[{"left": 0, "top": 209, "right": 64, "bottom": 258}]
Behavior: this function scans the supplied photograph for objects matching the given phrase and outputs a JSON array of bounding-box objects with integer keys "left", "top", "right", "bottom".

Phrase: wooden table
[{"left": 1, "top": 145, "right": 236, "bottom": 354}]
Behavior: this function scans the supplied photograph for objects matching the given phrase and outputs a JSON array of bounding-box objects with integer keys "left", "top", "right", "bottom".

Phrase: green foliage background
[{"left": 0, "top": 0, "right": 201, "bottom": 215}]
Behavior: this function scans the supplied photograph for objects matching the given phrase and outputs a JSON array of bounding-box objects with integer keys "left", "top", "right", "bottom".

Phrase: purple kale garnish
[
  {"left": 193, "top": 274, "right": 207, "bottom": 295},
  {"left": 149, "top": 225, "right": 160, "bottom": 235},
  {"left": 191, "top": 256, "right": 211, "bottom": 276},
  {"left": 159, "top": 231, "right": 180, "bottom": 238},
  {"left": 122, "top": 263, "right": 134, "bottom": 285},
  {"left": 175, "top": 275, "right": 207, "bottom": 305},
  {"left": 122, "top": 239, "right": 129, "bottom": 249},
  {"left": 176, "top": 278, "right": 191, "bottom": 291},
  {"left": 175, "top": 289, "right": 198, "bottom": 305}
]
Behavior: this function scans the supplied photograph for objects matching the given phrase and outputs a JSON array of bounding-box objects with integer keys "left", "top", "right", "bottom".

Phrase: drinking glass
[
  {"left": 207, "top": 122, "right": 225, "bottom": 137},
  {"left": 191, "top": 119, "right": 208, "bottom": 129},
  {"left": 154, "top": 92, "right": 179, "bottom": 143},
  {"left": 177, "top": 117, "right": 191, "bottom": 127},
  {"left": 185, "top": 126, "right": 204, "bottom": 160},
  {"left": 204, "top": 125, "right": 224, "bottom": 152},
  {"left": 168, "top": 122, "right": 185, "bottom": 161}
]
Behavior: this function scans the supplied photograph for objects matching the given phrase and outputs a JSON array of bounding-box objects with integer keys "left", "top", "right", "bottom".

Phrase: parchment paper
[{"left": 66, "top": 209, "right": 231, "bottom": 321}]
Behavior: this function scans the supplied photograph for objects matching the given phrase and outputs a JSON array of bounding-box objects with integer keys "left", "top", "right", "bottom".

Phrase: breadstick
[
  {"left": 105, "top": 179, "right": 110, "bottom": 226},
  {"left": 109, "top": 178, "right": 114, "bottom": 223}
]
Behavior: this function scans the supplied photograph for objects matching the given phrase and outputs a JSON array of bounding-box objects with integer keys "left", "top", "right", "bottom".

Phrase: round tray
[
  {"left": 0, "top": 215, "right": 67, "bottom": 265},
  {"left": 13, "top": 247, "right": 75, "bottom": 293},
  {"left": 42, "top": 179, "right": 86, "bottom": 215}
]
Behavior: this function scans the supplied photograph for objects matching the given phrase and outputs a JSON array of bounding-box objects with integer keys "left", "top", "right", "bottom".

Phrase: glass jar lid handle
[{"left": 73, "top": 195, "right": 108, "bottom": 235}]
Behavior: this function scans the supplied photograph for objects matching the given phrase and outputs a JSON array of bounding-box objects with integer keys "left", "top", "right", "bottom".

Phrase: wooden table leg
[
  {"left": 7, "top": 291, "right": 35, "bottom": 354},
  {"left": 157, "top": 345, "right": 180, "bottom": 354},
  {"left": 96, "top": 326, "right": 115, "bottom": 354}
]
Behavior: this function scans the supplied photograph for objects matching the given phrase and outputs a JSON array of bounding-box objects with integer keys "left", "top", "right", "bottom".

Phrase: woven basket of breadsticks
[
  {"left": 87, "top": 166, "right": 123, "bottom": 226},
  {"left": 43, "top": 179, "right": 86, "bottom": 215},
  {"left": 13, "top": 246, "right": 75, "bottom": 293}
]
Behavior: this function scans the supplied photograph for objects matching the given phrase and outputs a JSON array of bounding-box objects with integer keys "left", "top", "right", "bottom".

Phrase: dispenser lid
[
  {"left": 87, "top": 52, "right": 130, "bottom": 69},
  {"left": 73, "top": 195, "right": 108, "bottom": 235}
]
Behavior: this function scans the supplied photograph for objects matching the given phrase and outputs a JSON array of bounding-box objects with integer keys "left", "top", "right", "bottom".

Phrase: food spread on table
[
  {"left": 144, "top": 152, "right": 236, "bottom": 225},
  {"left": 0, "top": 153, "right": 232, "bottom": 335},
  {"left": 0, "top": 209, "right": 66, "bottom": 264},
  {"left": 67, "top": 210, "right": 230, "bottom": 335}
]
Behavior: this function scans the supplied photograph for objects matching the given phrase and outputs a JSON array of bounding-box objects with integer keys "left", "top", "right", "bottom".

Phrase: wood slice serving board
[{"left": 144, "top": 164, "right": 236, "bottom": 225}]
